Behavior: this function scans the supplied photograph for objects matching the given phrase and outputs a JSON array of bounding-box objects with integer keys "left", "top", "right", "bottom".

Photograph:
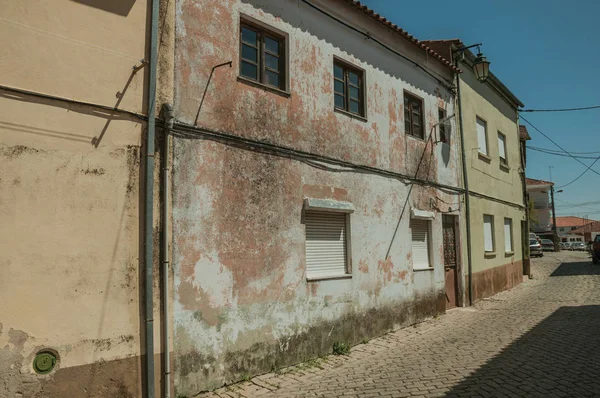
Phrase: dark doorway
[{"left": 443, "top": 215, "right": 459, "bottom": 309}]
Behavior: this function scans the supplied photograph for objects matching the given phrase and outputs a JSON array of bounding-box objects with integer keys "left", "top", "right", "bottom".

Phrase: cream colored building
[{"left": 0, "top": 1, "right": 174, "bottom": 396}]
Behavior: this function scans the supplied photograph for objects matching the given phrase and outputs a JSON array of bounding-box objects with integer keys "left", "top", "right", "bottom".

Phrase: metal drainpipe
[
  {"left": 455, "top": 59, "right": 474, "bottom": 306},
  {"left": 161, "top": 103, "right": 174, "bottom": 398},
  {"left": 144, "top": 0, "right": 160, "bottom": 396}
]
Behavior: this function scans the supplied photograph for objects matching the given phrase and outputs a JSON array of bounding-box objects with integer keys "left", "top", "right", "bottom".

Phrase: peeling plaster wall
[
  {"left": 172, "top": 0, "right": 460, "bottom": 394},
  {"left": 0, "top": 0, "right": 174, "bottom": 396}
]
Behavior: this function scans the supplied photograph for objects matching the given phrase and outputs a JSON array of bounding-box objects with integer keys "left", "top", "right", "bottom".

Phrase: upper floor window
[
  {"left": 476, "top": 117, "right": 488, "bottom": 156},
  {"left": 240, "top": 21, "right": 286, "bottom": 90},
  {"left": 404, "top": 92, "right": 424, "bottom": 139},
  {"left": 438, "top": 107, "right": 448, "bottom": 144},
  {"left": 498, "top": 132, "right": 508, "bottom": 167},
  {"left": 334, "top": 60, "right": 365, "bottom": 117}
]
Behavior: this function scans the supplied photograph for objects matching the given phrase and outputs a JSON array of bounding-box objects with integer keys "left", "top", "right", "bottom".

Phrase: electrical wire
[
  {"left": 520, "top": 105, "right": 600, "bottom": 113},
  {"left": 520, "top": 115, "right": 600, "bottom": 184},
  {"left": 528, "top": 147, "right": 600, "bottom": 160},
  {"left": 529, "top": 146, "right": 600, "bottom": 155}
]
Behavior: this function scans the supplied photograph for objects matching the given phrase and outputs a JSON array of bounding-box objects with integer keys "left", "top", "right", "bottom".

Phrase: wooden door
[{"left": 443, "top": 215, "right": 459, "bottom": 309}]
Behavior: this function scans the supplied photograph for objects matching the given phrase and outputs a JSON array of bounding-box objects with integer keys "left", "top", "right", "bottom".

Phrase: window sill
[
  {"left": 406, "top": 133, "right": 427, "bottom": 142},
  {"left": 478, "top": 152, "right": 492, "bottom": 163},
  {"left": 237, "top": 76, "right": 291, "bottom": 98},
  {"left": 500, "top": 163, "right": 510, "bottom": 172},
  {"left": 334, "top": 107, "right": 367, "bottom": 122},
  {"left": 484, "top": 251, "right": 496, "bottom": 258},
  {"left": 505, "top": 251, "right": 515, "bottom": 256},
  {"left": 413, "top": 267, "right": 435, "bottom": 272},
  {"left": 307, "top": 274, "right": 352, "bottom": 282}
]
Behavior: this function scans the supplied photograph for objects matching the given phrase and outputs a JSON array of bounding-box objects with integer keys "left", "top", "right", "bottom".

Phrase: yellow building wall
[
  {"left": 458, "top": 70, "right": 526, "bottom": 302},
  {"left": 0, "top": 1, "right": 173, "bottom": 396}
]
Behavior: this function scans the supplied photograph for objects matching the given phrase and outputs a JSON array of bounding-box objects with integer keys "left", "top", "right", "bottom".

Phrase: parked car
[
  {"left": 563, "top": 242, "right": 572, "bottom": 251},
  {"left": 571, "top": 242, "right": 586, "bottom": 251},
  {"left": 541, "top": 239, "right": 555, "bottom": 251},
  {"left": 529, "top": 239, "right": 543, "bottom": 257},
  {"left": 591, "top": 236, "right": 600, "bottom": 264}
]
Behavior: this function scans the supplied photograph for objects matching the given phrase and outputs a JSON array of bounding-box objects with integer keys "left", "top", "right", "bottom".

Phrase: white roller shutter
[
  {"left": 477, "top": 118, "right": 488, "bottom": 155},
  {"left": 498, "top": 133, "right": 507, "bottom": 162},
  {"left": 305, "top": 211, "right": 348, "bottom": 278},
  {"left": 484, "top": 215, "right": 494, "bottom": 252},
  {"left": 411, "top": 219, "right": 430, "bottom": 269},
  {"left": 504, "top": 218, "right": 513, "bottom": 252}
]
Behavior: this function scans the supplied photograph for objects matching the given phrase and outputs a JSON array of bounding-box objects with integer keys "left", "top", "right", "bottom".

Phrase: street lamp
[{"left": 473, "top": 52, "right": 491, "bottom": 83}]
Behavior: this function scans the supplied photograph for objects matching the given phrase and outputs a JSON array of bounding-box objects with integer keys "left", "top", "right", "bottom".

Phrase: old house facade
[
  {"left": 171, "top": 0, "right": 463, "bottom": 394},
  {"left": 424, "top": 40, "right": 527, "bottom": 302}
]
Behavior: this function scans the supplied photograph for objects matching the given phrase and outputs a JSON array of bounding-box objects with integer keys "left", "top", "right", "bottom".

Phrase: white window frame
[
  {"left": 303, "top": 198, "right": 353, "bottom": 280},
  {"left": 476, "top": 117, "right": 488, "bottom": 156},
  {"left": 483, "top": 214, "right": 495, "bottom": 253},
  {"left": 504, "top": 218, "right": 513, "bottom": 253},
  {"left": 498, "top": 131, "right": 508, "bottom": 167},
  {"left": 410, "top": 210, "right": 435, "bottom": 270}
]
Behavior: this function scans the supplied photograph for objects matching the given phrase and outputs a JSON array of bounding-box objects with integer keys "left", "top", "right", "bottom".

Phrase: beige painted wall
[
  {"left": 458, "top": 68, "right": 526, "bottom": 276},
  {"left": 0, "top": 0, "right": 176, "bottom": 396}
]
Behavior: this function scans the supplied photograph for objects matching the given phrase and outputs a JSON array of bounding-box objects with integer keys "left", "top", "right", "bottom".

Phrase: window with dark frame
[
  {"left": 438, "top": 107, "right": 448, "bottom": 144},
  {"left": 239, "top": 22, "right": 285, "bottom": 90},
  {"left": 404, "top": 92, "right": 424, "bottom": 139},
  {"left": 333, "top": 61, "right": 364, "bottom": 117}
]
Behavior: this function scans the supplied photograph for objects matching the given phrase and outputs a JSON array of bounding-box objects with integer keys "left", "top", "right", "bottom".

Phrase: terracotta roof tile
[
  {"left": 345, "top": 1, "right": 460, "bottom": 72},
  {"left": 526, "top": 177, "right": 553, "bottom": 186},
  {"left": 556, "top": 216, "right": 598, "bottom": 228},
  {"left": 571, "top": 221, "right": 600, "bottom": 234}
]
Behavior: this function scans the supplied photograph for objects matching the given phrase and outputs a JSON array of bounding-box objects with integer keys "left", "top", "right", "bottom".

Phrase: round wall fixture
[{"left": 33, "top": 351, "right": 56, "bottom": 374}]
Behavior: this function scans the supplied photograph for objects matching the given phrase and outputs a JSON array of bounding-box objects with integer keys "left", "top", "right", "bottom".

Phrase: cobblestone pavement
[{"left": 196, "top": 251, "right": 600, "bottom": 397}]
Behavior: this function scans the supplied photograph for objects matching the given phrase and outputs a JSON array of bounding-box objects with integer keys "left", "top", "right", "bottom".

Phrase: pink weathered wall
[{"left": 172, "top": 0, "right": 460, "bottom": 394}]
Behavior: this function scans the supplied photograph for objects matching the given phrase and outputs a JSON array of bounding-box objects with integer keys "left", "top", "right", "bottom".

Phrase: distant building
[
  {"left": 526, "top": 178, "right": 553, "bottom": 239},
  {"left": 558, "top": 217, "right": 598, "bottom": 242}
]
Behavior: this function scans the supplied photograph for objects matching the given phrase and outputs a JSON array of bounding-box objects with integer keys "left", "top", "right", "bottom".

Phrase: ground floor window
[
  {"left": 484, "top": 214, "right": 495, "bottom": 253},
  {"left": 504, "top": 218, "right": 513, "bottom": 253},
  {"left": 411, "top": 219, "right": 431, "bottom": 269},
  {"left": 304, "top": 210, "right": 350, "bottom": 279}
]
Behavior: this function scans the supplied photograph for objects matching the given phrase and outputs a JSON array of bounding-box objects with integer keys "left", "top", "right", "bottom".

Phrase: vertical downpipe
[
  {"left": 161, "top": 103, "right": 174, "bottom": 398},
  {"left": 455, "top": 58, "right": 474, "bottom": 306},
  {"left": 145, "top": 0, "right": 160, "bottom": 396}
]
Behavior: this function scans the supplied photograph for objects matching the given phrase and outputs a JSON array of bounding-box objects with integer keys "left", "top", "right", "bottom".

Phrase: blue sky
[{"left": 361, "top": 0, "right": 600, "bottom": 218}]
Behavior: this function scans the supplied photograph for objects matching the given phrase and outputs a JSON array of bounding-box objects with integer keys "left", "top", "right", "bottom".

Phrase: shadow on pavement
[
  {"left": 550, "top": 261, "right": 600, "bottom": 277},
  {"left": 444, "top": 306, "right": 600, "bottom": 397}
]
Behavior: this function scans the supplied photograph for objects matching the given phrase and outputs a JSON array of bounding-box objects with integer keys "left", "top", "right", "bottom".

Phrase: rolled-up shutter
[
  {"left": 305, "top": 211, "right": 347, "bottom": 278},
  {"left": 484, "top": 215, "right": 494, "bottom": 252},
  {"left": 411, "top": 219, "right": 430, "bottom": 269}
]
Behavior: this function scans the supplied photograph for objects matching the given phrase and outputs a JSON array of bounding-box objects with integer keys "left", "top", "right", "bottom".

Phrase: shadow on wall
[
  {"left": 444, "top": 305, "right": 600, "bottom": 397},
  {"left": 550, "top": 261, "right": 600, "bottom": 277},
  {"left": 240, "top": 0, "right": 452, "bottom": 99},
  {"left": 71, "top": 0, "right": 137, "bottom": 17}
]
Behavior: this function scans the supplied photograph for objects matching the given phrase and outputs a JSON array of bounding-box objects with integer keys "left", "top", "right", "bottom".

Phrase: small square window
[
  {"left": 305, "top": 210, "right": 351, "bottom": 279},
  {"left": 333, "top": 60, "right": 365, "bottom": 117},
  {"left": 405, "top": 92, "right": 424, "bottom": 139},
  {"left": 240, "top": 21, "right": 286, "bottom": 90}
]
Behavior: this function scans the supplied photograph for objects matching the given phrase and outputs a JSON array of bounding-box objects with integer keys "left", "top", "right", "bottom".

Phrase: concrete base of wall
[
  {"left": 2, "top": 352, "right": 171, "bottom": 398},
  {"left": 468, "top": 261, "right": 522, "bottom": 303},
  {"left": 176, "top": 290, "right": 446, "bottom": 395}
]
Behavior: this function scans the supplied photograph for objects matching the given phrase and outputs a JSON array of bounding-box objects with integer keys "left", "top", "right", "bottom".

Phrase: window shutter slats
[
  {"left": 305, "top": 211, "right": 348, "bottom": 278},
  {"left": 411, "top": 219, "right": 430, "bottom": 269}
]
